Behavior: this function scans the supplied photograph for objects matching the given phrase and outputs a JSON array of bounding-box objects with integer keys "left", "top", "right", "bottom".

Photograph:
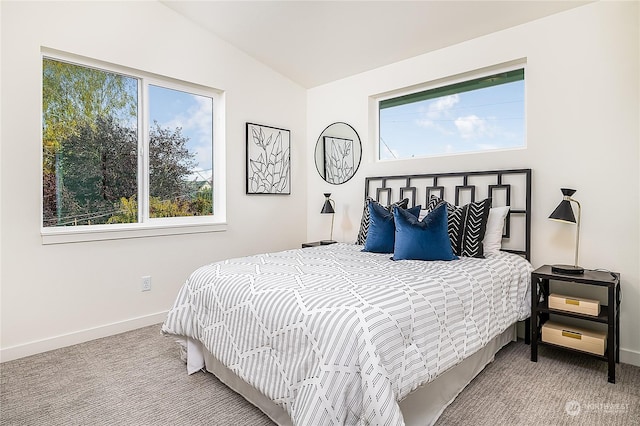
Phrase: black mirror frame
[{"left": 314, "top": 122, "right": 362, "bottom": 185}]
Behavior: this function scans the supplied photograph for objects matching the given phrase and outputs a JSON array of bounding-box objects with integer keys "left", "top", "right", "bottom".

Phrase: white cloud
[
  {"left": 429, "top": 95, "right": 459, "bottom": 118},
  {"left": 415, "top": 94, "right": 459, "bottom": 132},
  {"left": 162, "top": 95, "right": 212, "bottom": 139},
  {"left": 158, "top": 94, "right": 213, "bottom": 170},
  {"left": 454, "top": 114, "right": 493, "bottom": 139},
  {"left": 187, "top": 96, "right": 214, "bottom": 137}
]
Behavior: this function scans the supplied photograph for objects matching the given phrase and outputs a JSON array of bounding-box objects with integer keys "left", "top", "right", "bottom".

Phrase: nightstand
[
  {"left": 530, "top": 265, "right": 620, "bottom": 383},
  {"left": 301, "top": 241, "right": 336, "bottom": 248}
]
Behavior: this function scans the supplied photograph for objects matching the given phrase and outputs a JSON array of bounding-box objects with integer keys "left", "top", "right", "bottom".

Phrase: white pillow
[{"left": 483, "top": 206, "right": 510, "bottom": 255}]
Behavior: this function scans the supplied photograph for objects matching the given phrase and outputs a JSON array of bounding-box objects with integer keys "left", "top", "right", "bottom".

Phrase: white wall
[
  {"left": 0, "top": 1, "right": 307, "bottom": 360},
  {"left": 307, "top": 2, "right": 640, "bottom": 365}
]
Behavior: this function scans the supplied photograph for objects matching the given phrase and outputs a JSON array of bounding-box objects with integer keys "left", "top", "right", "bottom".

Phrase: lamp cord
[{"left": 593, "top": 268, "right": 623, "bottom": 304}]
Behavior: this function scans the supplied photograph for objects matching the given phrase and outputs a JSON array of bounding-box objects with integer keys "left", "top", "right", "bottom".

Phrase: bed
[{"left": 162, "top": 169, "right": 533, "bottom": 426}]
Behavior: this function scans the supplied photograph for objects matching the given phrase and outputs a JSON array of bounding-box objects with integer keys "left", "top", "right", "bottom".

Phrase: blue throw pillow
[
  {"left": 363, "top": 201, "right": 421, "bottom": 253},
  {"left": 392, "top": 203, "right": 458, "bottom": 261}
]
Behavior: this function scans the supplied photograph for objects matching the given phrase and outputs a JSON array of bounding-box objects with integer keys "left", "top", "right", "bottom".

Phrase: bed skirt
[{"left": 181, "top": 324, "right": 517, "bottom": 426}]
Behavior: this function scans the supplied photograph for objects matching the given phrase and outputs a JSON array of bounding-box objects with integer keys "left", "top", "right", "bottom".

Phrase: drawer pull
[
  {"left": 565, "top": 298, "right": 580, "bottom": 306},
  {"left": 562, "top": 330, "right": 582, "bottom": 340}
]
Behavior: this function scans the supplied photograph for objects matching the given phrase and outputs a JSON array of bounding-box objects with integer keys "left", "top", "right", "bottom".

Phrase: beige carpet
[
  {"left": 435, "top": 339, "right": 639, "bottom": 425},
  {"left": 1, "top": 324, "right": 638, "bottom": 425}
]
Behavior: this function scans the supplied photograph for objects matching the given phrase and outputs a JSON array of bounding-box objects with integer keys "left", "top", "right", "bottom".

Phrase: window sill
[{"left": 41, "top": 221, "right": 227, "bottom": 245}]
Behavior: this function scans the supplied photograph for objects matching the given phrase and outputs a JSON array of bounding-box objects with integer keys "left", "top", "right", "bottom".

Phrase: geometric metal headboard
[{"left": 364, "top": 168, "right": 532, "bottom": 260}]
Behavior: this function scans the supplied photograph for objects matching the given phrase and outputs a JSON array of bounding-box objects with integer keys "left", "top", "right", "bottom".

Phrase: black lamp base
[
  {"left": 320, "top": 240, "right": 336, "bottom": 245},
  {"left": 551, "top": 264, "right": 585, "bottom": 275}
]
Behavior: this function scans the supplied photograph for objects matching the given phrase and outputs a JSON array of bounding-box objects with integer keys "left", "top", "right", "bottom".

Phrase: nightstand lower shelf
[{"left": 535, "top": 339, "right": 610, "bottom": 362}]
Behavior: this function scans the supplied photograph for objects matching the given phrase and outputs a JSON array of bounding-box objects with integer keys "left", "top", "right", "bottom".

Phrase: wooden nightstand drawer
[
  {"left": 542, "top": 321, "right": 606, "bottom": 356},
  {"left": 549, "top": 293, "right": 600, "bottom": 316}
]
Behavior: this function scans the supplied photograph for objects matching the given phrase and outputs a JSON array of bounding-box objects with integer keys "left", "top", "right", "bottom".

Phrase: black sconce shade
[
  {"left": 321, "top": 193, "right": 335, "bottom": 214},
  {"left": 549, "top": 188, "right": 577, "bottom": 223}
]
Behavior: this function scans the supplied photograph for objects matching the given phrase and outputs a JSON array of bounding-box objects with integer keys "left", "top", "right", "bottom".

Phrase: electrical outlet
[{"left": 141, "top": 276, "right": 151, "bottom": 292}]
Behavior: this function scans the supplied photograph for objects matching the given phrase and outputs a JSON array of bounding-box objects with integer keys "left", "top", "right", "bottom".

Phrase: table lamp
[
  {"left": 320, "top": 193, "right": 335, "bottom": 244},
  {"left": 549, "top": 188, "right": 584, "bottom": 274}
]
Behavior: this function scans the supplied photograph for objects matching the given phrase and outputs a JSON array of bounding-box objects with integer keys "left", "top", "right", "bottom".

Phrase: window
[
  {"left": 378, "top": 68, "right": 525, "bottom": 159},
  {"left": 42, "top": 53, "right": 224, "bottom": 242}
]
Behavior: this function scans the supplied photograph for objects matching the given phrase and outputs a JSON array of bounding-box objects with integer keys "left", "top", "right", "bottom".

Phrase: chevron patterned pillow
[
  {"left": 426, "top": 196, "right": 492, "bottom": 258},
  {"left": 356, "top": 197, "right": 409, "bottom": 245}
]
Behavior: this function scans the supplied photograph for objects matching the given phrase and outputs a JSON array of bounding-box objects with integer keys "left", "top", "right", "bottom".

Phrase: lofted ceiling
[{"left": 161, "top": 1, "right": 590, "bottom": 88}]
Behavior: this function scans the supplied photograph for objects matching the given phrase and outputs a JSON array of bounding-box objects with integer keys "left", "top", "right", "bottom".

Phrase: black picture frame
[{"left": 246, "top": 122, "right": 291, "bottom": 194}]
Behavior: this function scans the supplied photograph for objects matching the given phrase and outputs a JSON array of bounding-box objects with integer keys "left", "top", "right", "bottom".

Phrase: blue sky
[
  {"left": 379, "top": 80, "right": 525, "bottom": 159},
  {"left": 148, "top": 85, "right": 213, "bottom": 183}
]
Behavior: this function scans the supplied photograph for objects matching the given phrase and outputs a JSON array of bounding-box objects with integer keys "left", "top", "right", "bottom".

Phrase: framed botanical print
[{"left": 246, "top": 123, "right": 291, "bottom": 194}]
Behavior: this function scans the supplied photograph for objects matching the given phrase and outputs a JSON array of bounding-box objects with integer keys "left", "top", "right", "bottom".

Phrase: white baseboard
[
  {"left": 620, "top": 347, "right": 640, "bottom": 367},
  {"left": 0, "top": 311, "right": 168, "bottom": 363}
]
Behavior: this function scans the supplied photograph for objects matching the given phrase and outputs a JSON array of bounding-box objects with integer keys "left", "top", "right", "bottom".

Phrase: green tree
[
  {"left": 190, "top": 187, "right": 213, "bottom": 216},
  {"left": 54, "top": 115, "right": 137, "bottom": 225},
  {"left": 149, "top": 196, "right": 190, "bottom": 218},
  {"left": 107, "top": 197, "right": 138, "bottom": 224},
  {"left": 149, "top": 121, "right": 196, "bottom": 203},
  {"left": 42, "top": 58, "right": 136, "bottom": 172},
  {"left": 42, "top": 58, "right": 136, "bottom": 226},
  {"left": 53, "top": 119, "right": 199, "bottom": 225},
  {"left": 42, "top": 58, "right": 207, "bottom": 225}
]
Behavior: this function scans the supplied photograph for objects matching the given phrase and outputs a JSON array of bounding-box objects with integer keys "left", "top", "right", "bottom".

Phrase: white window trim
[
  {"left": 41, "top": 221, "right": 228, "bottom": 245},
  {"left": 40, "top": 48, "right": 226, "bottom": 244},
  {"left": 373, "top": 59, "right": 527, "bottom": 162}
]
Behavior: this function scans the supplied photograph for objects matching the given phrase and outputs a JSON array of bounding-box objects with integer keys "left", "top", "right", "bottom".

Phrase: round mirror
[{"left": 315, "top": 122, "right": 362, "bottom": 184}]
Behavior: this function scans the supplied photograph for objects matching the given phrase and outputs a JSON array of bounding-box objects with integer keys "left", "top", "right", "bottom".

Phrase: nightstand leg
[
  {"left": 530, "top": 277, "right": 539, "bottom": 362},
  {"left": 530, "top": 329, "right": 537, "bottom": 362},
  {"left": 608, "top": 285, "right": 615, "bottom": 383},
  {"left": 616, "top": 282, "right": 620, "bottom": 364}
]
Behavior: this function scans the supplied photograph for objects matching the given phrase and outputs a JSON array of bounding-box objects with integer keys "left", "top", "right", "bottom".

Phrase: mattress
[{"left": 162, "top": 243, "right": 532, "bottom": 425}]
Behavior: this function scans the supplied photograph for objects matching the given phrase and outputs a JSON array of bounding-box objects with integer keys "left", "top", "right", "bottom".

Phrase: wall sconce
[
  {"left": 320, "top": 193, "right": 336, "bottom": 244},
  {"left": 549, "top": 188, "right": 584, "bottom": 274}
]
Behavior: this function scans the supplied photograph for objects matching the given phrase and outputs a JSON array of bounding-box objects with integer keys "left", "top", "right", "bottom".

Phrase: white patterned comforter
[{"left": 162, "top": 243, "right": 532, "bottom": 426}]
